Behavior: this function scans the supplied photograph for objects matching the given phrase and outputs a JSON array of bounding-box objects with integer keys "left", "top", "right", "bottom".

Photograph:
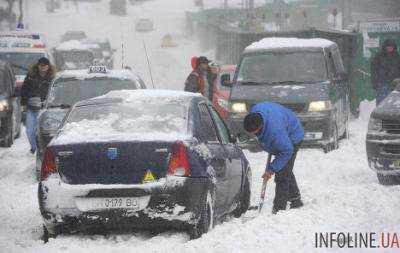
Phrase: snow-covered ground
[{"left": 0, "top": 0, "right": 399, "bottom": 252}]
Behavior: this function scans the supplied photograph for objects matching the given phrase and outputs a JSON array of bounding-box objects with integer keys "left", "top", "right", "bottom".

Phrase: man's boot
[{"left": 289, "top": 199, "right": 303, "bottom": 209}]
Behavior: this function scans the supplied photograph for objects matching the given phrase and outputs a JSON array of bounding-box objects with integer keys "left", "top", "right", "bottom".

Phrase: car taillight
[
  {"left": 41, "top": 148, "right": 58, "bottom": 180},
  {"left": 168, "top": 142, "right": 191, "bottom": 177}
]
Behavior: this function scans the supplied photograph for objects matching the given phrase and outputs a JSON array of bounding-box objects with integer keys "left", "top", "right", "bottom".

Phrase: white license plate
[
  {"left": 393, "top": 160, "right": 400, "bottom": 168},
  {"left": 75, "top": 196, "right": 150, "bottom": 212}
]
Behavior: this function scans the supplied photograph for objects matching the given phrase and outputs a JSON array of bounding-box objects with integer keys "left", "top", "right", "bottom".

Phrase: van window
[
  {"left": 332, "top": 47, "right": 345, "bottom": 73},
  {"left": 237, "top": 51, "right": 328, "bottom": 84},
  {"left": 327, "top": 50, "right": 337, "bottom": 74}
]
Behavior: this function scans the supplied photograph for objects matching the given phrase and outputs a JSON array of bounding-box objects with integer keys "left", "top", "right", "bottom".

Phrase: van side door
[{"left": 326, "top": 48, "right": 342, "bottom": 125}]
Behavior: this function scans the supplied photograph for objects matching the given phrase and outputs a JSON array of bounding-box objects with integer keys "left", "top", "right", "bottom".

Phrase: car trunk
[{"left": 53, "top": 141, "right": 173, "bottom": 185}]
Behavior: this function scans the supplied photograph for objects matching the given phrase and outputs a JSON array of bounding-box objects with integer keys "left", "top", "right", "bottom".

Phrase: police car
[
  {"left": 0, "top": 31, "right": 52, "bottom": 93},
  {"left": 35, "top": 65, "right": 147, "bottom": 180}
]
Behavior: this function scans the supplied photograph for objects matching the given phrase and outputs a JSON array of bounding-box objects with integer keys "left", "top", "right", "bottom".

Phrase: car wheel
[
  {"left": 377, "top": 174, "right": 400, "bottom": 185},
  {"left": 189, "top": 191, "right": 214, "bottom": 240},
  {"left": 233, "top": 172, "right": 251, "bottom": 218},
  {"left": 323, "top": 123, "right": 338, "bottom": 153},
  {"left": 1, "top": 116, "right": 13, "bottom": 147}
]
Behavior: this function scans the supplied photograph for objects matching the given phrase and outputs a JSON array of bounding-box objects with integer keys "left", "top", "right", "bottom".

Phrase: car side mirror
[
  {"left": 221, "top": 73, "right": 232, "bottom": 87},
  {"left": 332, "top": 72, "right": 347, "bottom": 83}
]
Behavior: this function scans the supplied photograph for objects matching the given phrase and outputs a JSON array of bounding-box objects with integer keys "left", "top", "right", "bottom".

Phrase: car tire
[
  {"left": 189, "top": 190, "right": 214, "bottom": 240},
  {"left": 377, "top": 174, "right": 400, "bottom": 185},
  {"left": 233, "top": 171, "right": 251, "bottom": 218},
  {"left": 0, "top": 116, "right": 13, "bottom": 147},
  {"left": 323, "top": 123, "right": 339, "bottom": 153}
]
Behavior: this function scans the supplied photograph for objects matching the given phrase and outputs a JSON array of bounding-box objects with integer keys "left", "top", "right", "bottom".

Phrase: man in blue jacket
[{"left": 244, "top": 102, "right": 304, "bottom": 214}]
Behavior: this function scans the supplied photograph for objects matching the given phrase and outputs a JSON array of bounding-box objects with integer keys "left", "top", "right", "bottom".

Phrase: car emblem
[{"left": 107, "top": 148, "right": 118, "bottom": 160}]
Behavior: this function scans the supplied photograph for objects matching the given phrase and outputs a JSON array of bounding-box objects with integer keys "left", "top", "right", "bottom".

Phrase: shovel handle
[{"left": 258, "top": 153, "right": 272, "bottom": 213}]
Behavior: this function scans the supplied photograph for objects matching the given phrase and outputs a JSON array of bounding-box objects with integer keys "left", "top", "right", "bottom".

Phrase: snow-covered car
[
  {"left": 366, "top": 81, "right": 400, "bottom": 185},
  {"left": 109, "top": 0, "right": 127, "bottom": 15},
  {"left": 82, "top": 39, "right": 115, "bottom": 69},
  {"left": 0, "top": 60, "right": 22, "bottom": 147},
  {"left": 227, "top": 38, "right": 350, "bottom": 153},
  {"left": 36, "top": 66, "right": 147, "bottom": 180},
  {"left": 54, "top": 40, "right": 94, "bottom": 70},
  {"left": 38, "top": 90, "right": 251, "bottom": 240},
  {"left": 60, "top": 31, "right": 87, "bottom": 43},
  {"left": 135, "top": 18, "right": 154, "bottom": 32},
  {"left": 161, "top": 34, "right": 178, "bottom": 48}
]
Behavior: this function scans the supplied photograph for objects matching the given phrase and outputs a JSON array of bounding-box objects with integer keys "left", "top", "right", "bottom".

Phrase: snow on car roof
[
  {"left": 245, "top": 37, "right": 335, "bottom": 52},
  {"left": 100, "top": 89, "right": 200, "bottom": 102},
  {"left": 56, "top": 69, "right": 142, "bottom": 81},
  {"left": 56, "top": 40, "right": 91, "bottom": 51}
]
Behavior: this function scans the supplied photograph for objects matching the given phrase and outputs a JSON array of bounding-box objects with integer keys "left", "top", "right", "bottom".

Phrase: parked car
[
  {"left": 0, "top": 60, "right": 22, "bottom": 147},
  {"left": 135, "top": 18, "right": 154, "bottom": 32},
  {"left": 38, "top": 90, "right": 251, "bottom": 240},
  {"left": 60, "top": 31, "right": 87, "bottom": 43},
  {"left": 226, "top": 37, "right": 350, "bottom": 153},
  {"left": 35, "top": 66, "right": 146, "bottom": 180},
  {"left": 366, "top": 80, "right": 400, "bottom": 185},
  {"left": 109, "top": 0, "right": 127, "bottom": 15},
  {"left": 212, "top": 65, "right": 236, "bottom": 120},
  {"left": 82, "top": 39, "right": 115, "bottom": 69},
  {"left": 53, "top": 40, "right": 94, "bottom": 70},
  {"left": 161, "top": 34, "right": 178, "bottom": 48}
]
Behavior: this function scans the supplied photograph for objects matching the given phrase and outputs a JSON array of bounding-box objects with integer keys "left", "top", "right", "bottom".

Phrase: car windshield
[
  {"left": 62, "top": 101, "right": 188, "bottom": 141},
  {"left": 47, "top": 77, "right": 138, "bottom": 107},
  {"left": 237, "top": 51, "right": 328, "bottom": 85},
  {"left": 0, "top": 52, "right": 44, "bottom": 75}
]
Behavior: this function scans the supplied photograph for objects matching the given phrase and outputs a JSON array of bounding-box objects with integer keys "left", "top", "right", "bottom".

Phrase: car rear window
[{"left": 58, "top": 101, "right": 189, "bottom": 142}]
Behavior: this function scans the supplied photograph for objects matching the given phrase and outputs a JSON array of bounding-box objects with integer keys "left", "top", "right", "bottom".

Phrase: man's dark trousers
[{"left": 273, "top": 142, "right": 302, "bottom": 211}]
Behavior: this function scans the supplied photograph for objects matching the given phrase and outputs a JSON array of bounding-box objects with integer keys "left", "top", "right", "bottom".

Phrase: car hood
[
  {"left": 230, "top": 81, "right": 330, "bottom": 103},
  {"left": 372, "top": 91, "right": 400, "bottom": 119}
]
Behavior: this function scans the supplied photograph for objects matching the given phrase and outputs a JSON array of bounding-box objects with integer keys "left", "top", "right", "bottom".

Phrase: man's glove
[{"left": 262, "top": 170, "right": 274, "bottom": 180}]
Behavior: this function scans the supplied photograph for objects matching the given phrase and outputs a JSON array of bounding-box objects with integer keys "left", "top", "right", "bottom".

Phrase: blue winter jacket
[{"left": 251, "top": 102, "right": 304, "bottom": 172}]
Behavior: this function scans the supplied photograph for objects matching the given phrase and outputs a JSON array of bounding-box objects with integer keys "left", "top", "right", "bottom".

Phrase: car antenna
[{"left": 143, "top": 40, "right": 155, "bottom": 89}]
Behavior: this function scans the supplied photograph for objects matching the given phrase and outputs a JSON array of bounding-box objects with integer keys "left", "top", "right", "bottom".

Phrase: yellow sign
[{"left": 142, "top": 170, "right": 156, "bottom": 183}]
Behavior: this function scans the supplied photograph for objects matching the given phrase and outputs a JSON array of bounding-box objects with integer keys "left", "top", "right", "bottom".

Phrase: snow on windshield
[{"left": 54, "top": 101, "right": 189, "bottom": 144}]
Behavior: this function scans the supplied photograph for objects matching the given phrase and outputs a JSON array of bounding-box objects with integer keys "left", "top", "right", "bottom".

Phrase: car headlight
[
  {"left": 230, "top": 102, "right": 247, "bottom": 113},
  {"left": 308, "top": 101, "right": 331, "bottom": 112},
  {"left": 368, "top": 118, "right": 382, "bottom": 132},
  {"left": 0, "top": 100, "right": 9, "bottom": 111},
  {"left": 41, "top": 117, "right": 61, "bottom": 132},
  {"left": 217, "top": 98, "right": 229, "bottom": 110}
]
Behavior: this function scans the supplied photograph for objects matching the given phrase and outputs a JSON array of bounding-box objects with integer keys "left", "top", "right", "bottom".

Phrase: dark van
[
  {"left": 366, "top": 80, "right": 400, "bottom": 185},
  {"left": 226, "top": 38, "right": 350, "bottom": 153}
]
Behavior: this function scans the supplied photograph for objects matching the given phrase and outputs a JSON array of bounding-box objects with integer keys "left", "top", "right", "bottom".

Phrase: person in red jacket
[{"left": 184, "top": 56, "right": 217, "bottom": 101}]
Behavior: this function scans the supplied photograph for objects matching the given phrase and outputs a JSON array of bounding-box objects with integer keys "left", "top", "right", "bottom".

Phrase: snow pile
[{"left": 245, "top": 38, "right": 335, "bottom": 52}]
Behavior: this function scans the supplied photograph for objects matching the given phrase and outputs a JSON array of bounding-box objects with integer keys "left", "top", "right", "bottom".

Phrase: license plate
[
  {"left": 75, "top": 197, "right": 148, "bottom": 212},
  {"left": 393, "top": 160, "right": 400, "bottom": 168}
]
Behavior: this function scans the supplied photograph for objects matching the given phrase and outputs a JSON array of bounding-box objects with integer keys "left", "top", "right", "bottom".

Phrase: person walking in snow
[
  {"left": 371, "top": 39, "right": 400, "bottom": 105},
  {"left": 184, "top": 56, "right": 217, "bottom": 101},
  {"left": 243, "top": 102, "right": 304, "bottom": 214},
  {"left": 21, "top": 57, "right": 55, "bottom": 154}
]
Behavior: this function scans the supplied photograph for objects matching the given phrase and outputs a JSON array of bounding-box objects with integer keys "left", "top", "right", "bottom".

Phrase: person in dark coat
[
  {"left": 244, "top": 102, "right": 304, "bottom": 214},
  {"left": 184, "top": 56, "right": 217, "bottom": 101},
  {"left": 371, "top": 39, "right": 400, "bottom": 105},
  {"left": 21, "top": 57, "right": 55, "bottom": 153}
]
